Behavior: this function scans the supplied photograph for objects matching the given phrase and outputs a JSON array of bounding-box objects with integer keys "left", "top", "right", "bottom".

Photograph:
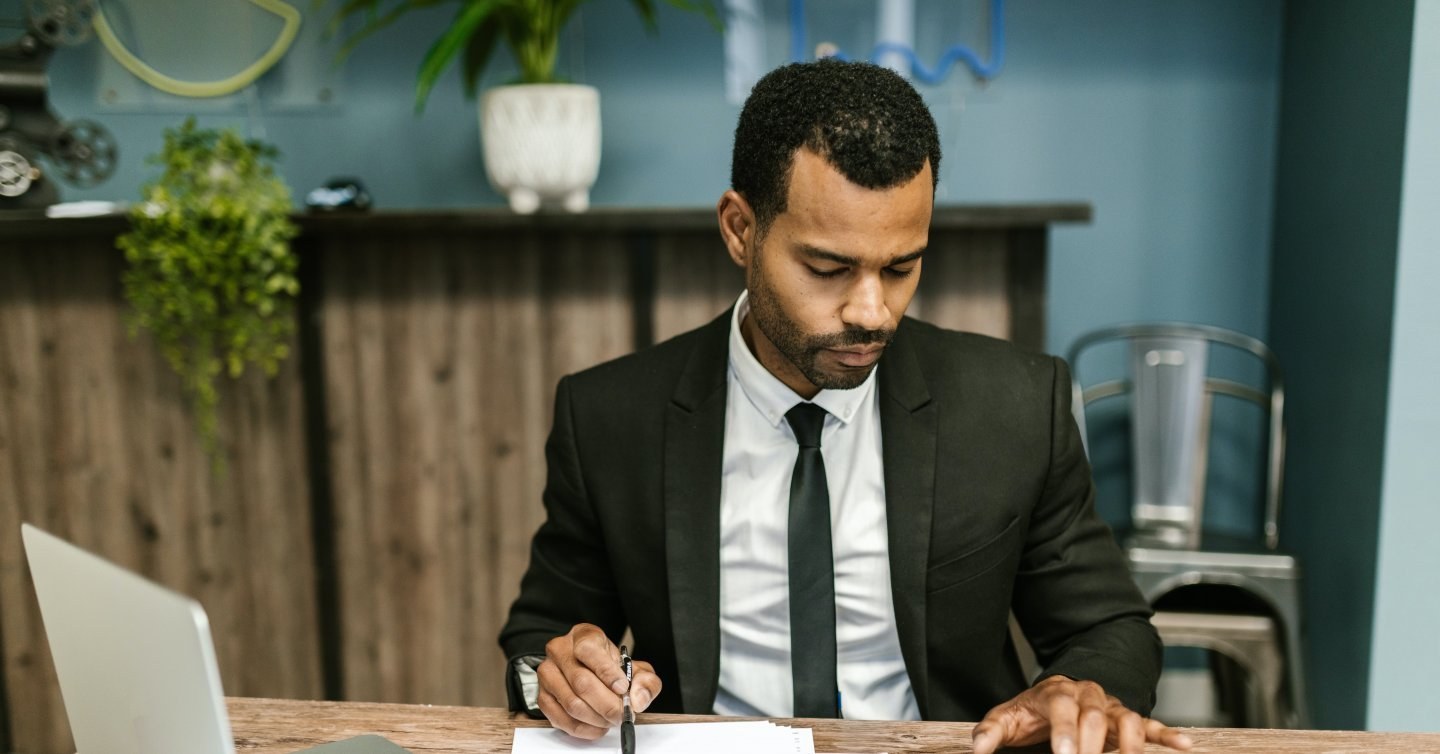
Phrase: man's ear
[{"left": 716, "top": 190, "right": 757, "bottom": 270}]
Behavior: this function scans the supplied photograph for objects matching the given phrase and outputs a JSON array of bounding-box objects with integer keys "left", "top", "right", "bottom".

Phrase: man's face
[{"left": 733, "top": 149, "right": 933, "bottom": 397}]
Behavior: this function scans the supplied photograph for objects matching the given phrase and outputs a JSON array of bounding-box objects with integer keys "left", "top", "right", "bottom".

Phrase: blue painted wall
[
  {"left": 1367, "top": 0, "right": 1440, "bottom": 733},
  {"left": 37, "top": 0, "right": 1285, "bottom": 537},
  {"left": 38, "top": 0, "right": 1286, "bottom": 367},
  {"left": 1267, "top": 0, "right": 1416, "bottom": 731}
]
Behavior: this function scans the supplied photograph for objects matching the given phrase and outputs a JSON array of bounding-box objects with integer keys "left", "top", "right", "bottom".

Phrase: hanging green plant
[{"left": 118, "top": 117, "right": 300, "bottom": 470}]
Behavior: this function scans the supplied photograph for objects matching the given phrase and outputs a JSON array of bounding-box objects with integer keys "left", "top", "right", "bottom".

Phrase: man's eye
[
  {"left": 807, "top": 266, "right": 846, "bottom": 278},
  {"left": 885, "top": 266, "right": 916, "bottom": 278}
]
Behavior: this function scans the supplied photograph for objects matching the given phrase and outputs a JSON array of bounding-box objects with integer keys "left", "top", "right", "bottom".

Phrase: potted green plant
[
  {"left": 330, "top": 0, "right": 720, "bottom": 213},
  {"left": 118, "top": 117, "right": 300, "bottom": 469}
]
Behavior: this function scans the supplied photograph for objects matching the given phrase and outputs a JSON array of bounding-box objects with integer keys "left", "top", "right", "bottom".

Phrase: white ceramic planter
[{"left": 480, "top": 84, "right": 601, "bottom": 214}]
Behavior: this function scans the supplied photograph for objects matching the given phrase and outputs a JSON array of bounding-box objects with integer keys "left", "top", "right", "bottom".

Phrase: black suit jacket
[{"left": 500, "top": 311, "right": 1161, "bottom": 721}]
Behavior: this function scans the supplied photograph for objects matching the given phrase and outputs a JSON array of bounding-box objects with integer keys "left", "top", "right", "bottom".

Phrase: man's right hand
[{"left": 537, "top": 624, "right": 663, "bottom": 739}]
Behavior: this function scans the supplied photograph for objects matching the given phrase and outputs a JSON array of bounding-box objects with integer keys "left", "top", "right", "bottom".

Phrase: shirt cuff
[{"left": 509, "top": 654, "right": 547, "bottom": 718}]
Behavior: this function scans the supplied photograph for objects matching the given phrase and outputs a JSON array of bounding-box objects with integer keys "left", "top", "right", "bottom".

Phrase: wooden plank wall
[
  {"left": 319, "top": 231, "right": 634, "bottom": 707},
  {"left": 0, "top": 216, "right": 1055, "bottom": 753},
  {"left": 0, "top": 239, "right": 323, "bottom": 754}
]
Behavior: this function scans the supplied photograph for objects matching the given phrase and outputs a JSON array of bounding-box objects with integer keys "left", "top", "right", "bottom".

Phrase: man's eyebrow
[
  {"left": 798, "top": 245, "right": 927, "bottom": 267},
  {"left": 888, "top": 248, "right": 926, "bottom": 266}
]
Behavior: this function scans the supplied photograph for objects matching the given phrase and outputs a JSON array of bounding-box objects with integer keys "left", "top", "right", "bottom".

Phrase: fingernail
[
  {"left": 1056, "top": 737, "right": 1076, "bottom": 754},
  {"left": 611, "top": 679, "right": 629, "bottom": 694},
  {"left": 634, "top": 688, "right": 652, "bottom": 710},
  {"left": 1176, "top": 733, "right": 1194, "bottom": 748}
]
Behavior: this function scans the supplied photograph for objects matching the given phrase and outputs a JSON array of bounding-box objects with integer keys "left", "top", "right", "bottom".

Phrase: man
[{"left": 500, "top": 59, "right": 1191, "bottom": 754}]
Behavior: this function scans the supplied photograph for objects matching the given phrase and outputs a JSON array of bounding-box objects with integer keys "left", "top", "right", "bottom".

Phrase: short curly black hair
[{"left": 731, "top": 58, "right": 941, "bottom": 235}]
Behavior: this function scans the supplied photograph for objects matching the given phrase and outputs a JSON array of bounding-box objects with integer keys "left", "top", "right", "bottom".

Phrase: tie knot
[{"left": 785, "top": 402, "right": 828, "bottom": 448}]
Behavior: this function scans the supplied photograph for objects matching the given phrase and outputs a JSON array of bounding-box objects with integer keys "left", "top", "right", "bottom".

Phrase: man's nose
[{"left": 841, "top": 274, "right": 890, "bottom": 332}]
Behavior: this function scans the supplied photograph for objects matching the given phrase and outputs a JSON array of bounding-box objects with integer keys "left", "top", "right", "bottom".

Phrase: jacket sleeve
[
  {"left": 497, "top": 376, "right": 627, "bottom": 710},
  {"left": 1011, "top": 356, "right": 1162, "bottom": 715}
]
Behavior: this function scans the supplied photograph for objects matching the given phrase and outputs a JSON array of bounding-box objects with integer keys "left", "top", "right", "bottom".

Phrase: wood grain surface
[
  {"left": 908, "top": 229, "right": 1013, "bottom": 342},
  {"left": 0, "top": 240, "right": 323, "bottom": 754},
  {"left": 317, "top": 231, "right": 633, "bottom": 708},
  {"left": 653, "top": 231, "right": 742, "bottom": 342},
  {"left": 226, "top": 697, "right": 1440, "bottom": 754}
]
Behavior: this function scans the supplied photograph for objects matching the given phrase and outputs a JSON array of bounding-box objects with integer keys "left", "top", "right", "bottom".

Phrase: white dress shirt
[{"left": 713, "top": 291, "right": 920, "bottom": 720}]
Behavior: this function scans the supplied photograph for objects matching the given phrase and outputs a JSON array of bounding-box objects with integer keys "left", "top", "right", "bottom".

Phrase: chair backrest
[{"left": 1066, "top": 323, "right": 1286, "bottom": 550}]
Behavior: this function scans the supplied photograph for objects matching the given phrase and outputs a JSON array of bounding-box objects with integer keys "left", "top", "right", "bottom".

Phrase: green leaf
[
  {"left": 332, "top": 0, "right": 452, "bottom": 61},
  {"left": 460, "top": 16, "right": 502, "bottom": 98},
  {"left": 329, "top": 0, "right": 721, "bottom": 103},
  {"left": 116, "top": 117, "right": 300, "bottom": 475},
  {"left": 320, "top": 0, "right": 380, "bottom": 38},
  {"left": 415, "top": 0, "right": 507, "bottom": 112},
  {"left": 626, "top": 0, "right": 659, "bottom": 32}
]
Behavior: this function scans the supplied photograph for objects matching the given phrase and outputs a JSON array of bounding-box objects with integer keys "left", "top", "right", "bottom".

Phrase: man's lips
[{"left": 826, "top": 346, "right": 885, "bottom": 367}]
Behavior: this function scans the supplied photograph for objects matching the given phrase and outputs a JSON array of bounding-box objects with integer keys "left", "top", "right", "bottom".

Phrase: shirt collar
[{"left": 727, "top": 290, "right": 877, "bottom": 429}]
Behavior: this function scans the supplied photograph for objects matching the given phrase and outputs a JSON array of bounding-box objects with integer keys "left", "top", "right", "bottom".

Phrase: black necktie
[{"left": 785, "top": 402, "right": 840, "bottom": 718}]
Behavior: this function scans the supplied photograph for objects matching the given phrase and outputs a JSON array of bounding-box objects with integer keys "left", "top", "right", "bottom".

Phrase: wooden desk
[{"left": 227, "top": 697, "right": 1440, "bottom": 754}]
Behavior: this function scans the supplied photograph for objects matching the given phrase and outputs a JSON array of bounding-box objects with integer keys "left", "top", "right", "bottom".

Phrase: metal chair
[
  {"left": 1066, "top": 323, "right": 1308, "bottom": 728},
  {"left": 1151, "top": 611, "right": 1285, "bottom": 727}
]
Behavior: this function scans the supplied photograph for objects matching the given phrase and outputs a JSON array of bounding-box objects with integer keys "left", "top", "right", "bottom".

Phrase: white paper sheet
[{"left": 512, "top": 721, "right": 815, "bottom": 754}]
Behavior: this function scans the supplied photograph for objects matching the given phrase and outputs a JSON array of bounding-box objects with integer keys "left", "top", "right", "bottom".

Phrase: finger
[
  {"left": 552, "top": 629, "right": 625, "bottom": 726},
  {"left": 541, "top": 657, "right": 617, "bottom": 729},
  {"left": 535, "top": 658, "right": 570, "bottom": 702},
  {"left": 537, "top": 687, "right": 609, "bottom": 740},
  {"left": 970, "top": 727, "right": 995, "bottom": 754},
  {"left": 1113, "top": 710, "right": 1145, "bottom": 754},
  {"left": 559, "top": 660, "right": 624, "bottom": 726},
  {"left": 1145, "top": 718, "right": 1194, "bottom": 751},
  {"left": 1046, "top": 691, "right": 1081, "bottom": 754},
  {"left": 969, "top": 709, "right": 1008, "bottom": 754},
  {"left": 972, "top": 701, "right": 1042, "bottom": 754},
  {"left": 571, "top": 626, "right": 629, "bottom": 694},
  {"left": 630, "top": 660, "right": 663, "bottom": 713},
  {"left": 1074, "top": 683, "right": 1109, "bottom": 754}
]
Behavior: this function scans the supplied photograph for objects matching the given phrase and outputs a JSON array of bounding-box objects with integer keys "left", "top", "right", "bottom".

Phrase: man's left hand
[{"left": 971, "top": 675, "right": 1194, "bottom": 754}]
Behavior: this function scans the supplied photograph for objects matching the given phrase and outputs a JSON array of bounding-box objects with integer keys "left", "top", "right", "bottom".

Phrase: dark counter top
[{"left": 0, "top": 203, "right": 1091, "bottom": 241}]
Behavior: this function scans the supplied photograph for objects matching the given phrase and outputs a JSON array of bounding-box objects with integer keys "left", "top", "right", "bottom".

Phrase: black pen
[{"left": 620, "top": 645, "right": 636, "bottom": 754}]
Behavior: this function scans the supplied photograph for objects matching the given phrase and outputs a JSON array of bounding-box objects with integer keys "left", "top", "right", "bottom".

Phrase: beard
[{"left": 746, "top": 264, "right": 894, "bottom": 391}]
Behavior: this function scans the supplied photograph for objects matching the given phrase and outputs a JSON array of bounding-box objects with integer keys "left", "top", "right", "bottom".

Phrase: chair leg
[
  {"left": 1249, "top": 631, "right": 1285, "bottom": 727},
  {"left": 1152, "top": 612, "right": 1289, "bottom": 728},
  {"left": 1210, "top": 652, "right": 1245, "bottom": 726}
]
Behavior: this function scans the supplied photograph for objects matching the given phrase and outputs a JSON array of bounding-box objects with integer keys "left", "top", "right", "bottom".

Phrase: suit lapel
[
  {"left": 663, "top": 311, "right": 731, "bottom": 713},
  {"left": 878, "top": 320, "right": 937, "bottom": 717}
]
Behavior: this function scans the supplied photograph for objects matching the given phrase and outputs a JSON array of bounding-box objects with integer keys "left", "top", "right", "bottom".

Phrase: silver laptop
[
  {"left": 22, "top": 524, "right": 407, "bottom": 754},
  {"left": 22, "top": 522, "right": 236, "bottom": 754}
]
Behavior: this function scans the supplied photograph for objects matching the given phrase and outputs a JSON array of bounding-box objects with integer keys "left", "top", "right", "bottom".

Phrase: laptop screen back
[{"left": 21, "top": 523, "right": 235, "bottom": 754}]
